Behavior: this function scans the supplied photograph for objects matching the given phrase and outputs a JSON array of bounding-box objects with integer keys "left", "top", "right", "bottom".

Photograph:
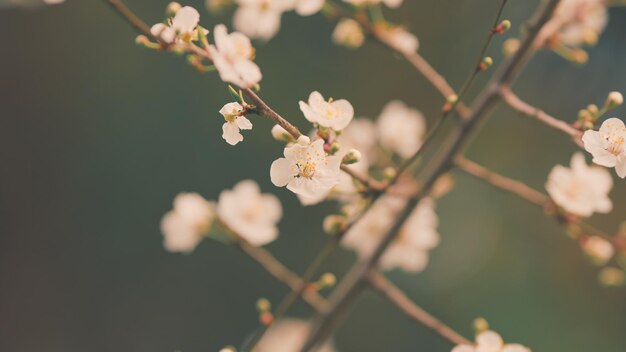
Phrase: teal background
[{"left": 1, "top": 0, "right": 626, "bottom": 351}]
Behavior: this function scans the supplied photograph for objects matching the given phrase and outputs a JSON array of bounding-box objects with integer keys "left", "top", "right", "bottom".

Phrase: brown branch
[
  {"left": 236, "top": 239, "right": 328, "bottom": 312},
  {"left": 107, "top": 0, "right": 151, "bottom": 36},
  {"left": 366, "top": 271, "right": 471, "bottom": 346},
  {"left": 499, "top": 86, "right": 584, "bottom": 147},
  {"left": 454, "top": 156, "right": 548, "bottom": 206},
  {"left": 301, "top": 1, "right": 563, "bottom": 349}
]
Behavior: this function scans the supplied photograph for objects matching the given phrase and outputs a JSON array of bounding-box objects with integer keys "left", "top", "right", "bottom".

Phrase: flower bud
[
  {"left": 431, "top": 173, "right": 454, "bottom": 199},
  {"left": 320, "top": 273, "right": 337, "bottom": 287},
  {"left": 495, "top": 19, "right": 511, "bottom": 33},
  {"left": 473, "top": 317, "right": 489, "bottom": 334},
  {"left": 297, "top": 135, "right": 311, "bottom": 146},
  {"left": 383, "top": 166, "right": 397, "bottom": 181},
  {"left": 599, "top": 267, "right": 626, "bottom": 287},
  {"left": 605, "top": 91, "right": 623, "bottom": 110},
  {"left": 207, "top": 0, "right": 233, "bottom": 13},
  {"left": 342, "top": 148, "right": 362, "bottom": 165},
  {"left": 323, "top": 214, "right": 347, "bottom": 236},
  {"left": 581, "top": 236, "right": 614, "bottom": 266},
  {"left": 166, "top": 2, "right": 182, "bottom": 17},
  {"left": 271, "top": 125, "right": 294, "bottom": 143},
  {"left": 329, "top": 142, "right": 341, "bottom": 155},
  {"left": 219, "top": 346, "right": 237, "bottom": 352},
  {"left": 479, "top": 56, "right": 493, "bottom": 71},
  {"left": 256, "top": 298, "right": 271, "bottom": 312},
  {"left": 502, "top": 38, "right": 520, "bottom": 57},
  {"left": 571, "top": 49, "right": 588, "bottom": 65}
]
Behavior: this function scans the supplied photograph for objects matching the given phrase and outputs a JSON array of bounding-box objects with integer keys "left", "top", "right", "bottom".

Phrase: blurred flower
[
  {"left": 545, "top": 152, "right": 613, "bottom": 217},
  {"left": 151, "top": 6, "right": 207, "bottom": 44},
  {"left": 218, "top": 180, "right": 282, "bottom": 246},
  {"left": 376, "top": 25, "right": 419, "bottom": 54},
  {"left": 377, "top": 100, "right": 425, "bottom": 159},
  {"left": 294, "top": 0, "right": 325, "bottom": 16},
  {"left": 342, "top": 195, "right": 440, "bottom": 272},
  {"left": 299, "top": 91, "right": 354, "bottom": 131},
  {"left": 582, "top": 118, "right": 626, "bottom": 178},
  {"left": 343, "top": 0, "right": 403, "bottom": 8},
  {"left": 554, "top": 0, "right": 607, "bottom": 47},
  {"left": 219, "top": 102, "right": 252, "bottom": 145},
  {"left": 161, "top": 193, "right": 216, "bottom": 253},
  {"left": 270, "top": 136, "right": 342, "bottom": 198},
  {"left": 452, "top": 330, "right": 531, "bottom": 352},
  {"left": 332, "top": 19, "right": 365, "bottom": 49},
  {"left": 209, "top": 24, "right": 262, "bottom": 87},
  {"left": 254, "top": 318, "right": 335, "bottom": 352},
  {"left": 582, "top": 236, "right": 614, "bottom": 266},
  {"left": 233, "top": 0, "right": 293, "bottom": 40}
]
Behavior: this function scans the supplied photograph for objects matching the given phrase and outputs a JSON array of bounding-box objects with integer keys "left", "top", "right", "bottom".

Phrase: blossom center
[{"left": 606, "top": 135, "right": 625, "bottom": 156}]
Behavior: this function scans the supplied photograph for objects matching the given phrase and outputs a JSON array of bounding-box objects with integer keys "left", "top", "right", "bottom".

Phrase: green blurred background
[{"left": 1, "top": 1, "right": 626, "bottom": 351}]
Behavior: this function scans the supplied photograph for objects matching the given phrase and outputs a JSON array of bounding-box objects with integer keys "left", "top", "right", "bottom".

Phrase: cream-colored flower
[
  {"left": 332, "top": 19, "right": 365, "bottom": 49},
  {"left": 270, "top": 136, "right": 342, "bottom": 198},
  {"left": 299, "top": 91, "right": 354, "bottom": 131},
  {"left": 209, "top": 24, "right": 262, "bottom": 87},
  {"left": 545, "top": 152, "right": 613, "bottom": 217},
  {"left": 554, "top": 0, "right": 608, "bottom": 46},
  {"left": 254, "top": 318, "right": 335, "bottom": 352},
  {"left": 582, "top": 118, "right": 626, "bottom": 178},
  {"left": 377, "top": 100, "right": 426, "bottom": 159},
  {"left": 377, "top": 25, "right": 419, "bottom": 54},
  {"left": 294, "top": 0, "right": 325, "bottom": 16},
  {"left": 219, "top": 102, "right": 253, "bottom": 145},
  {"left": 582, "top": 235, "right": 614, "bottom": 266},
  {"left": 451, "top": 330, "right": 531, "bottom": 352},
  {"left": 150, "top": 6, "right": 207, "bottom": 44},
  {"left": 342, "top": 195, "right": 440, "bottom": 272},
  {"left": 217, "top": 180, "right": 282, "bottom": 246},
  {"left": 233, "top": 0, "right": 294, "bottom": 40},
  {"left": 161, "top": 193, "right": 216, "bottom": 253}
]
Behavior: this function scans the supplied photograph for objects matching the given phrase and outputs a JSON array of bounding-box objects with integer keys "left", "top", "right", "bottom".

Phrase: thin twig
[
  {"left": 499, "top": 86, "right": 584, "bottom": 147},
  {"left": 301, "top": 1, "right": 563, "bottom": 349},
  {"left": 366, "top": 271, "right": 472, "bottom": 346},
  {"left": 236, "top": 239, "right": 329, "bottom": 312},
  {"left": 454, "top": 156, "right": 548, "bottom": 206}
]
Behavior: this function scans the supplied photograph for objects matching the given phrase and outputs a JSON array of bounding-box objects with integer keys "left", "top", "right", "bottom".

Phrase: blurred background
[{"left": 1, "top": 0, "right": 626, "bottom": 351}]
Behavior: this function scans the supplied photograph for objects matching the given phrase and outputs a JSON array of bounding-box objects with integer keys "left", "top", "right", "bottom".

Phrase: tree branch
[
  {"left": 366, "top": 271, "right": 471, "bottom": 346},
  {"left": 301, "top": 1, "right": 563, "bottom": 349},
  {"left": 499, "top": 86, "right": 584, "bottom": 147},
  {"left": 454, "top": 156, "right": 548, "bottom": 206}
]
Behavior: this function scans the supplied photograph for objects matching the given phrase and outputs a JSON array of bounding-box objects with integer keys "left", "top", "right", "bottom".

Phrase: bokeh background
[{"left": 1, "top": 0, "right": 626, "bottom": 351}]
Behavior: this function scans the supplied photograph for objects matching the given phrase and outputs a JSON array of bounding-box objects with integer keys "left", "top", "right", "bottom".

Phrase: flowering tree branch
[
  {"left": 499, "top": 86, "right": 584, "bottom": 146},
  {"left": 366, "top": 270, "right": 472, "bottom": 346},
  {"left": 454, "top": 155, "right": 615, "bottom": 238},
  {"left": 234, "top": 235, "right": 329, "bottom": 312},
  {"left": 454, "top": 156, "right": 548, "bottom": 206},
  {"left": 301, "top": 1, "right": 563, "bottom": 349}
]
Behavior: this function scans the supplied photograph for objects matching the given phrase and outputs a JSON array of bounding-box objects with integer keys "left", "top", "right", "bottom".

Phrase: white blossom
[
  {"left": 150, "top": 6, "right": 207, "bottom": 44},
  {"left": 582, "top": 118, "right": 626, "bottom": 178},
  {"left": 161, "top": 193, "right": 216, "bottom": 253},
  {"left": 554, "top": 0, "right": 608, "bottom": 46},
  {"left": 582, "top": 236, "right": 614, "bottom": 266},
  {"left": 451, "top": 330, "right": 531, "bottom": 352},
  {"left": 294, "top": 0, "right": 325, "bottom": 16},
  {"left": 299, "top": 91, "right": 354, "bottom": 131},
  {"left": 545, "top": 152, "right": 613, "bottom": 217},
  {"left": 217, "top": 180, "right": 282, "bottom": 246},
  {"left": 342, "top": 195, "right": 440, "bottom": 272},
  {"left": 270, "top": 136, "right": 342, "bottom": 198},
  {"left": 377, "top": 25, "right": 419, "bottom": 54},
  {"left": 332, "top": 19, "right": 365, "bottom": 49},
  {"left": 219, "top": 102, "right": 253, "bottom": 145},
  {"left": 377, "top": 100, "right": 426, "bottom": 159},
  {"left": 209, "top": 24, "right": 262, "bottom": 88},
  {"left": 233, "top": 0, "right": 294, "bottom": 40},
  {"left": 254, "top": 318, "right": 335, "bottom": 352},
  {"left": 343, "top": 0, "right": 403, "bottom": 8}
]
